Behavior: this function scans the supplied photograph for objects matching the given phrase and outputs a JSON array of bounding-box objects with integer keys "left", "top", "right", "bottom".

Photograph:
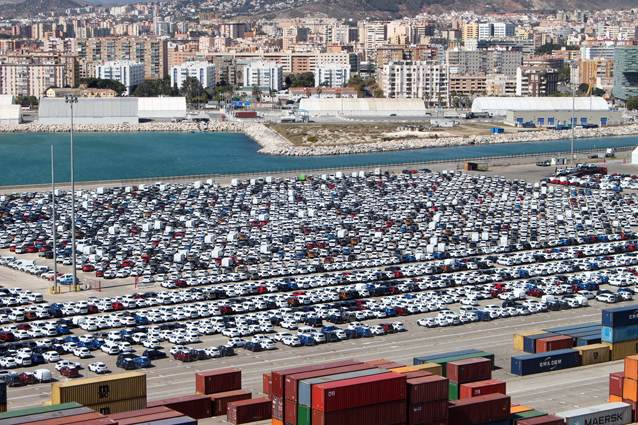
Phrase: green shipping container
[
  {"left": 426, "top": 353, "right": 495, "bottom": 376},
  {"left": 449, "top": 381, "right": 459, "bottom": 401},
  {"left": 0, "top": 403, "right": 83, "bottom": 419},
  {"left": 300, "top": 175, "right": 306, "bottom": 181},
  {"left": 298, "top": 403, "right": 311, "bottom": 425},
  {"left": 511, "top": 410, "right": 547, "bottom": 424}
]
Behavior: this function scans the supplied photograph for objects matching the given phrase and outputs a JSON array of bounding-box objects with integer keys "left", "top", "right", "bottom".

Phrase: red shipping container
[
  {"left": 108, "top": 407, "right": 176, "bottom": 421},
  {"left": 459, "top": 380, "right": 507, "bottom": 399},
  {"left": 407, "top": 375, "right": 449, "bottom": 404},
  {"left": 285, "top": 364, "right": 375, "bottom": 401},
  {"left": 403, "top": 371, "right": 433, "bottom": 379},
  {"left": 447, "top": 358, "right": 492, "bottom": 384},
  {"left": 517, "top": 415, "right": 569, "bottom": 425},
  {"left": 116, "top": 411, "right": 184, "bottom": 425},
  {"left": 146, "top": 394, "right": 212, "bottom": 419},
  {"left": 271, "top": 360, "right": 359, "bottom": 397},
  {"left": 412, "top": 422, "right": 447, "bottom": 425},
  {"left": 610, "top": 371, "right": 625, "bottom": 397},
  {"left": 407, "top": 400, "right": 448, "bottom": 424},
  {"left": 235, "top": 111, "right": 258, "bottom": 118},
  {"left": 210, "top": 390, "right": 252, "bottom": 416},
  {"left": 623, "top": 398, "right": 637, "bottom": 423},
  {"left": 363, "top": 359, "right": 391, "bottom": 366},
  {"left": 196, "top": 368, "right": 241, "bottom": 395},
  {"left": 285, "top": 398, "right": 298, "bottom": 425},
  {"left": 311, "top": 399, "right": 406, "bottom": 425},
  {"left": 535, "top": 335, "right": 573, "bottom": 353},
  {"left": 448, "top": 393, "right": 510, "bottom": 425},
  {"left": 272, "top": 395, "right": 284, "bottom": 421},
  {"left": 31, "top": 413, "right": 106, "bottom": 425},
  {"left": 263, "top": 373, "right": 272, "bottom": 397},
  {"left": 375, "top": 362, "right": 406, "bottom": 370},
  {"left": 312, "top": 372, "right": 406, "bottom": 412},
  {"left": 227, "top": 397, "right": 272, "bottom": 425},
  {"left": 70, "top": 420, "right": 116, "bottom": 425}
]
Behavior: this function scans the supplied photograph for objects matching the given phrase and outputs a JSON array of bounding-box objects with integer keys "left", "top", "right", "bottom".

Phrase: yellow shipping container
[
  {"left": 513, "top": 331, "right": 546, "bottom": 351},
  {"left": 411, "top": 363, "right": 443, "bottom": 376},
  {"left": 602, "top": 340, "right": 638, "bottom": 361},
  {"left": 511, "top": 405, "right": 533, "bottom": 414},
  {"left": 389, "top": 367, "right": 418, "bottom": 374},
  {"left": 576, "top": 344, "right": 610, "bottom": 365},
  {"left": 52, "top": 372, "right": 146, "bottom": 406},
  {"left": 88, "top": 396, "right": 147, "bottom": 415}
]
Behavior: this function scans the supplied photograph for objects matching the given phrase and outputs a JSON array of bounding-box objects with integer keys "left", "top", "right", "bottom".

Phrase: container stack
[
  {"left": 194, "top": 368, "right": 251, "bottom": 416},
  {"left": 556, "top": 402, "right": 633, "bottom": 425},
  {"left": 602, "top": 306, "right": 638, "bottom": 361},
  {"left": 146, "top": 395, "right": 213, "bottom": 420},
  {"left": 544, "top": 323, "right": 604, "bottom": 347},
  {"left": 0, "top": 403, "right": 116, "bottom": 424},
  {"left": 107, "top": 406, "right": 197, "bottom": 425},
  {"left": 511, "top": 349, "right": 580, "bottom": 376},
  {"left": 619, "top": 354, "right": 638, "bottom": 421},
  {"left": 0, "top": 381, "right": 6, "bottom": 413},
  {"left": 227, "top": 398, "right": 272, "bottom": 425},
  {"left": 406, "top": 375, "right": 449, "bottom": 425},
  {"left": 50, "top": 372, "right": 147, "bottom": 415},
  {"left": 448, "top": 393, "right": 511, "bottom": 425},
  {"left": 413, "top": 350, "right": 495, "bottom": 376},
  {"left": 447, "top": 358, "right": 492, "bottom": 401}
]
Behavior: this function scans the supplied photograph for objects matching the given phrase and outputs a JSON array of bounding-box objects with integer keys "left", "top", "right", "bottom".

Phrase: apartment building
[
  {"left": 380, "top": 61, "right": 449, "bottom": 104},
  {"left": 516, "top": 66, "right": 558, "bottom": 96},
  {"left": 0, "top": 60, "right": 65, "bottom": 97},
  {"left": 95, "top": 60, "right": 144, "bottom": 95},
  {"left": 243, "top": 61, "right": 283, "bottom": 90},
  {"left": 171, "top": 61, "right": 215, "bottom": 89},
  {"left": 446, "top": 49, "right": 522, "bottom": 77},
  {"left": 613, "top": 45, "right": 638, "bottom": 101},
  {"left": 315, "top": 63, "right": 350, "bottom": 88}
]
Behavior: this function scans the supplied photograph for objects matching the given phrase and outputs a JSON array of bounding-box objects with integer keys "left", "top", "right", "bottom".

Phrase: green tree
[
  {"left": 251, "top": 85, "right": 262, "bottom": 101},
  {"left": 626, "top": 97, "right": 638, "bottom": 111},
  {"left": 578, "top": 83, "right": 590, "bottom": 93},
  {"left": 558, "top": 67, "right": 570, "bottom": 83},
  {"left": 286, "top": 72, "right": 315, "bottom": 88},
  {"left": 77, "top": 77, "right": 126, "bottom": 95}
]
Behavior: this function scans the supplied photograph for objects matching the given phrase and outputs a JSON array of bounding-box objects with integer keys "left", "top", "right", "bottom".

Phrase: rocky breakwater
[
  {"left": 242, "top": 122, "right": 297, "bottom": 154},
  {"left": 0, "top": 121, "right": 246, "bottom": 133}
]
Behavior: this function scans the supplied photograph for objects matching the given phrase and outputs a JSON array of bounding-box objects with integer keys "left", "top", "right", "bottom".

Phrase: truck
[
  {"left": 466, "top": 112, "right": 493, "bottom": 119},
  {"left": 235, "top": 111, "right": 258, "bottom": 119}
]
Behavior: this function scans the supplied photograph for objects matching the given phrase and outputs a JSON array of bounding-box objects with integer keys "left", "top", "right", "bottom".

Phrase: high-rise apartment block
[
  {"left": 95, "top": 60, "right": 145, "bottom": 95},
  {"left": 613, "top": 46, "right": 638, "bottom": 101}
]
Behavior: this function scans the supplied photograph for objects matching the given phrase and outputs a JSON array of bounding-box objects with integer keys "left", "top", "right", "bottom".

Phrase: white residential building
[
  {"left": 170, "top": 62, "right": 216, "bottom": 90},
  {"left": 315, "top": 63, "right": 351, "bottom": 88},
  {"left": 243, "top": 61, "right": 283, "bottom": 91},
  {"left": 95, "top": 60, "right": 145, "bottom": 95},
  {"left": 381, "top": 61, "right": 449, "bottom": 104},
  {"left": 479, "top": 23, "right": 515, "bottom": 39}
]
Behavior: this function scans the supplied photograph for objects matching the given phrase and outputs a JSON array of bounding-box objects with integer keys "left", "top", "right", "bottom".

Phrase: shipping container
[
  {"left": 421, "top": 353, "right": 495, "bottom": 376},
  {"left": 603, "top": 340, "right": 638, "bottom": 361},
  {"left": 389, "top": 366, "right": 418, "bottom": 374},
  {"left": 511, "top": 349, "right": 580, "bottom": 376},
  {"left": 603, "top": 326, "right": 638, "bottom": 344},
  {"left": 263, "top": 373, "right": 272, "bottom": 397},
  {"left": 20, "top": 412, "right": 105, "bottom": 425},
  {"left": 227, "top": 397, "right": 272, "bottom": 425},
  {"left": 4, "top": 408, "right": 97, "bottom": 425},
  {"left": 611, "top": 372, "right": 625, "bottom": 397},
  {"left": 544, "top": 323, "right": 601, "bottom": 333},
  {"left": 459, "top": 380, "right": 506, "bottom": 399},
  {"left": 272, "top": 395, "right": 283, "bottom": 421},
  {"left": 407, "top": 375, "right": 449, "bottom": 404},
  {"left": 575, "top": 344, "right": 610, "bottom": 365},
  {"left": 576, "top": 334, "right": 602, "bottom": 347},
  {"left": 363, "top": 359, "right": 391, "bottom": 366},
  {"left": 107, "top": 407, "right": 175, "bottom": 421},
  {"left": 298, "top": 404, "right": 311, "bottom": 425},
  {"left": 67, "top": 419, "right": 116, "bottom": 425},
  {"left": 285, "top": 364, "right": 375, "bottom": 401},
  {"left": 109, "top": 411, "right": 184, "bottom": 425},
  {"left": 284, "top": 398, "right": 297, "bottom": 425},
  {"left": 311, "top": 399, "right": 407, "bottom": 425},
  {"left": 517, "top": 416, "right": 566, "bottom": 425},
  {"left": 234, "top": 111, "right": 258, "bottom": 118},
  {"left": 273, "top": 419, "right": 284, "bottom": 425},
  {"left": 448, "top": 393, "right": 511, "bottom": 425},
  {"left": 374, "top": 362, "right": 405, "bottom": 370},
  {"left": 447, "top": 357, "right": 492, "bottom": 384},
  {"left": 412, "top": 363, "right": 443, "bottom": 376},
  {"left": 623, "top": 378, "right": 638, "bottom": 402},
  {"left": 0, "top": 405, "right": 6, "bottom": 414},
  {"left": 0, "top": 382, "right": 6, "bottom": 405},
  {"left": 271, "top": 360, "right": 359, "bottom": 397},
  {"left": 298, "top": 369, "right": 388, "bottom": 408},
  {"left": 414, "top": 350, "right": 484, "bottom": 365},
  {"left": 622, "top": 398, "right": 637, "bottom": 422},
  {"left": 147, "top": 395, "right": 211, "bottom": 419},
  {"left": 210, "top": 390, "right": 252, "bottom": 416},
  {"left": 0, "top": 404, "right": 85, "bottom": 421},
  {"left": 626, "top": 355, "right": 638, "bottom": 381},
  {"left": 312, "top": 372, "right": 406, "bottom": 412},
  {"left": 138, "top": 417, "right": 197, "bottom": 425},
  {"left": 88, "top": 396, "right": 147, "bottom": 416},
  {"left": 603, "top": 306, "right": 638, "bottom": 328},
  {"left": 523, "top": 333, "right": 554, "bottom": 353},
  {"left": 536, "top": 336, "right": 573, "bottom": 353},
  {"left": 514, "top": 331, "right": 547, "bottom": 351},
  {"left": 52, "top": 372, "right": 147, "bottom": 406},
  {"left": 195, "top": 369, "right": 241, "bottom": 395},
  {"left": 511, "top": 406, "right": 533, "bottom": 414},
  {"left": 510, "top": 410, "right": 547, "bottom": 424},
  {"left": 557, "top": 402, "right": 632, "bottom": 425},
  {"left": 407, "top": 400, "right": 448, "bottom": 424},
  {"left": 449, "top": 381, "right": 459, "bottom": 401},
  {"left": 553, "top": 326, "right": 602, "bottom": 335},
  {"left": 479, "top": 420, "right": 509, "bottom": 425},
  {"left": 610, "top": 395, "right": 623, "bottom": 403}
]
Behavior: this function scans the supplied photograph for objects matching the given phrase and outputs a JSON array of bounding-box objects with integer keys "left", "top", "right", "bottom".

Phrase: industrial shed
[
  {"left": 0, "top": 95, "right": 23, "bottom": 124},
  {"left": 299, "top": 98, "right": 426, "bottom": 117},
  {"left": 472, "top": 96, "right": 610, "bottom": 116},
  {"left": 138, "top": 97, "right": 187, "bottom": 119},
  {"left": 38, "top": 98, "right": 139, "bottom": 124}
]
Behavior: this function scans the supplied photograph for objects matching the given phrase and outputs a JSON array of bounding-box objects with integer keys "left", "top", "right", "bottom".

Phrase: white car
[
  {"left": 142, "top": 339, "right": 161, "bottom": 349},
  {"left": 369, "top": 325, "right": 385, "bottom": 336},
  {"left": 101, "top": 343, "right": 120, "bottom": 355},
  {"left": 170, "top": 345, "right": 189, "bottom": 355},
  {"left": 55, "top": 360, "right": 81, "bottom": 371},
  {"left": 73, "top": 347, "right": 92, "bottom": 358},
  {"left": 88, "top": 362, "right": 108, "bottom": 373},
  {"left": 417, "top": 318, "right": 437, "bottom": 327},
  {"left": 274, "top": 332, "right": 293, "bottom": 342},
  {"left": 596, "top": 293, "right": 617, "bottom": 303},
  {"left": 204, "top": 347, "right": 221, "bottom": 358},
  {"left": 282, "top": 336, "right": 301, "bottom": 347}
]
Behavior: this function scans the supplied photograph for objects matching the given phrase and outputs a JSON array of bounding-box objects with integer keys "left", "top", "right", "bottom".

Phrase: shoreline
[{"left": 2, "top": 121, "right": 638, "bottom": 157}]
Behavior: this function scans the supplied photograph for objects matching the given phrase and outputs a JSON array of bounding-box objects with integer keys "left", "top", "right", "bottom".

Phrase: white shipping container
[
  {"left": 335, "top": 172, "right": 343, "bottom": 179},
  {"left": 193, "top": 181, "right": 202, "bottom": 189},
  {"left": 206, "top": 179, "right": 215, "bottom": 185},
  {"left": 265, "top": 176, "right": 273, "bottom": 183},
  {"left": 557, "top": 402, "right": 632, "bottom": 425},
  {"left": 221, "top": 258, "right": 234, "bottom": 267},
  {"left": 358, "top": 171, "right": 365, "bottom": 178},
  {"left": 142, "top": 223, "right": 152, "bottom": 232},
  {"left": 231, "top": 179, "right": 239, "bottom": 187},
  {"left": 97, "top": 187, "right": 106, "bottom": 194}
]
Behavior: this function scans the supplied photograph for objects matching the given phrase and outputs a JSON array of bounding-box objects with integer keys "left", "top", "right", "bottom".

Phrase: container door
[
  {"left": 581, "top": 118, "right": 587, "bottom": 125},
  {"left": 538, "top": 118, "right": 544, "bottom": 126},
  {"left": 548, "top": 118, "right": 554, "bottom": 125},
  {"left": 601, "top": 117, "right": 607, "bottom": 126}
]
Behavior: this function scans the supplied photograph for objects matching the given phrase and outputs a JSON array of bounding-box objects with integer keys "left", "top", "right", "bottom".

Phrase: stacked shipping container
[
  {"left": 193, "top": 368, "right": 248, "bottom": 416},
  {"left": 406, "top": 375, "right": 449, "bottom": 425},
  {"left": 602, "top": 306, "right": 638, "bottom": 361},
  {"left": 146, "top": 395, "right": 212, "bottom": 420},
  {"left": 447, "top": 358, "right": 492, "bottom": 401},
  {"left": 0, "top": 403, "right": 115, "bottom": 424},
  {"left": 107, "top": 406, "right": 197, "bottom": 425}
]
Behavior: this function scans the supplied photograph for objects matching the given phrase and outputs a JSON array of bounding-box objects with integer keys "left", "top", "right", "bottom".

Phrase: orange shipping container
[
  {"left": 610, "top": 395, "right": 623, "bottom": 403},
  {"left": 511, "top": 405, "right": 533, "bottom": 414},
  {"left": 389, "top": 367, "right": 418, "bottom": 374},
  {"left": 623, "top": 378, "right": 638, "bottom": 402},
  {"left": 535, "top": 335, "right": 573, "bottom": 353},
  {"left": 272, "top": 419, "right": 284, "bottom": 425},
  {"left": 626, "top": 355, "right": 638, "bottom": 381}
]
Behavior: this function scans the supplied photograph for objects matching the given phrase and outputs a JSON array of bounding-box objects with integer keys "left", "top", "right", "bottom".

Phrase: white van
[
  {"left": 34, "top": 369, "right": 52, "bottom": 382},
  {"left": 541, "top": 295, "right": 559, "bottom": 303}
]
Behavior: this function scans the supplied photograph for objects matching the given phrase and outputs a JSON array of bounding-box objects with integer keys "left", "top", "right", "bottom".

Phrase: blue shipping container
[
  {"left": 554, "top": 326, "right": 602, "bottom": 336},
  {"left": 543, "top": 323, "right": 601, "bottom": 333},
  {"left": 298, "top": 369, "right": 388, "bottom": 407},
  {"left": 413, "top": 349, "right": 483, "bottom": 365},
  {"left": 0, "top": 382, "right": 5, "bottom": 405},
  {"left": 602, "top": 305, "right": 638, "bottom": 328},
  {"left": 602, "top": 325, "right": 638, "bottom": 343},
  {"left": 523, "top": 333, "right": 554, "bottom": 353},
  {"left": 511, "top": 349, "right": 580, "bottom": 376},
  {"left": 482, "top": 420, "right": 509, "bottom": 425},
  {"left": 576, "top": 335, "right": 602, "bottom": 346}
]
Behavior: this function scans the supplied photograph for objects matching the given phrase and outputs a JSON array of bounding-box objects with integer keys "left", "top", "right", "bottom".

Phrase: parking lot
[{"left": 1, "top": 160, "right": 638, "bottom": 421}]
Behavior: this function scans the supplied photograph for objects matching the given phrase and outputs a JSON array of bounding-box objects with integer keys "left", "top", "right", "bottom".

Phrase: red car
[
  {"left": 0, "top": 331, "right": 15, "bottom": 342},
  {"left": 19, "top": 373, "right": 37, "bottom": 385},
  {"left": 59, "top": 366, "right": 79, "bottom": 378},
  {"left": 82, "top": 264, "right": 95, "bottom": 272},
  {"left": 112, "top": 302, "right": 125, "bottom": 310}
]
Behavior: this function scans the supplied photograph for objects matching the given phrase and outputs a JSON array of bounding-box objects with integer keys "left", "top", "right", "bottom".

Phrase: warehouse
[
  {"left": 38, "top": 98, "right": 139, "bottom": 124},
  {"left": 0, "top": 95, "right": 23, "bottom": 124},
  {"left": 471, "top": 96, "right": 610, "bottom": 116},
  {"left": 138, "top": 97, "right": 187, "bottom": 119},
  {"left": 504, "top": 109, "right": 623, "bottom": 127},
  {"left": 299, "top": 98, "right": 427, "bottom": 117}
]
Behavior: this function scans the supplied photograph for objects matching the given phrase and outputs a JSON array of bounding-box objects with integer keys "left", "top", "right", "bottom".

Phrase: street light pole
[
  {"left": 51, "top": 146, "right": 57, "bottom": 294},
  {"left": 65, "top": 94, "right": 78, "bottom": 292},
  {"left": 571, "top": 83, "right": 575, "bottom": 165}
]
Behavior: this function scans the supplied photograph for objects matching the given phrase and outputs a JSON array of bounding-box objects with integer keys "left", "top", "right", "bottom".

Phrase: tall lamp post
[
  {"left": 571, "top": 83, "right": 575, "bottom": 165},
  {"left": 51, "top": 146, "right": 57, "bottom": 294},
  {"left": 65, "top": 94, "right": 78, "bottom": 292}
]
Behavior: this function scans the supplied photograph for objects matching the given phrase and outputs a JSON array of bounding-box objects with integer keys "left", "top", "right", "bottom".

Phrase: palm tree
[{"left": 423, "top": 92, "right": 430, "bottom": 107}]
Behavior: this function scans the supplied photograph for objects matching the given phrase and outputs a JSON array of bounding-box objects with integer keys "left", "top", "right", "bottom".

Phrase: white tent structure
[
  {"left": 138, "top": 97, "right": 187, "bottom": 119},
  {"left": 632, "top": 147, "right": 638, "bottom": 165},
  {"left": 0, "top": 95, "right": 23, "bottom": 124},
  {"left": 39, "top": 98, "right": 139, "bottom": 124},
  {"left": 472, "top": 97, "right": 609, "bottom": 116},
  {"left": 299, "top": 98, "right": 426, "bottom": 116}
]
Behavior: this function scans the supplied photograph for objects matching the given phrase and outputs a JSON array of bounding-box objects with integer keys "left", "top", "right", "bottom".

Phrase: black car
[
  {"left": 116, "top": 358, "right": 137, "bottom": 370},
  {"left": 218, "top": 345, "right": 234, "bottom": 357},
  {"left": 143, "top": 349, "right": 167, "bottom": 360},
  {"left": 244, "top": 342, "right": 263, "bottom": 352},
  {"left": 536, "top": 160, "right": 550, "bottom": 167}
]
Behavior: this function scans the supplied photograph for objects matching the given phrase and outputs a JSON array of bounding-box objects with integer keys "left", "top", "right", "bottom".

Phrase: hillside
[{"left": 0, "top": 0, "right": 82, "bottom": 17}]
